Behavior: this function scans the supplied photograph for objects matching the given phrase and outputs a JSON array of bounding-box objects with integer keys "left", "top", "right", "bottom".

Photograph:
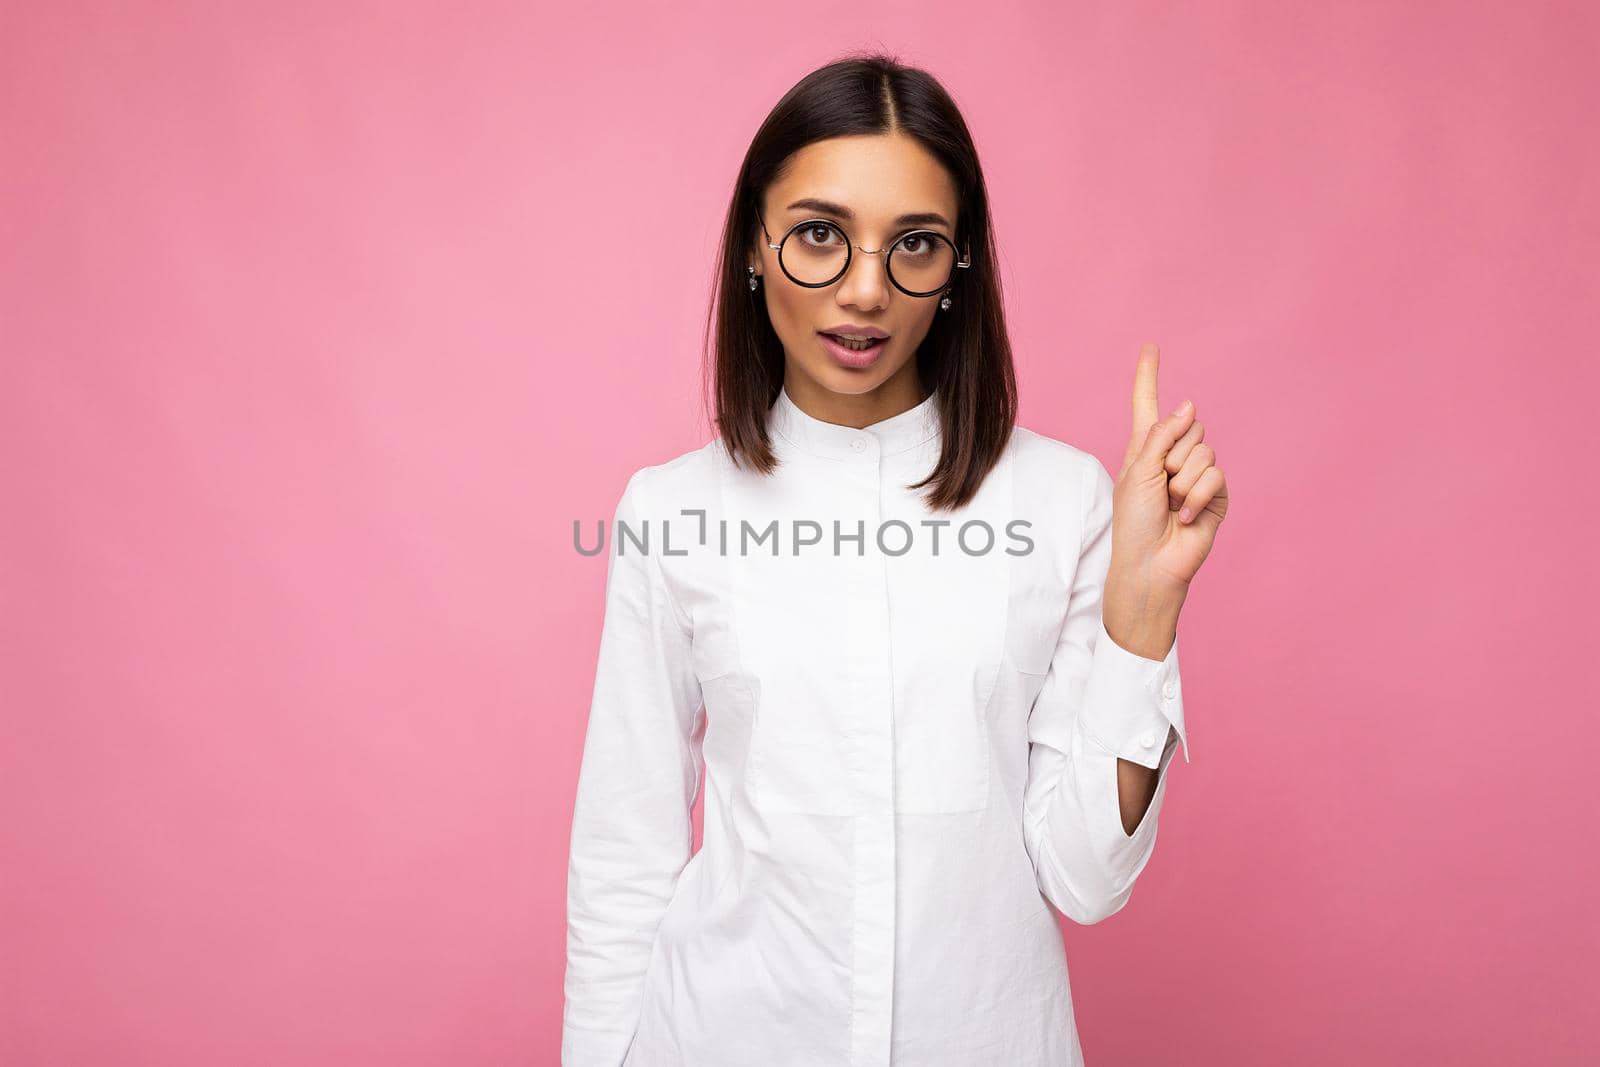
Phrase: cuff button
[{"left": 1140, "top": 730, "right": 1158, "bottom": 748}]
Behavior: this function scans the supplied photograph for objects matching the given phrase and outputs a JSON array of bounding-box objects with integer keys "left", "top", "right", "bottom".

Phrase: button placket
[{"left": 849, "top": 436, "right": 895, "bottom": 1067}]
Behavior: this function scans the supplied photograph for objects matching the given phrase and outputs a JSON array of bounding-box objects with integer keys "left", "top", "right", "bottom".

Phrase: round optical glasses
[{"left": 757, "top": 211, "right": 971, "bottom": 298}]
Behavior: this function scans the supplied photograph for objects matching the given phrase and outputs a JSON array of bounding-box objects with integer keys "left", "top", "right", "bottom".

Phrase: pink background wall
[{"left": 4, "top": 3, "right": 1596, "bottom": 1064}]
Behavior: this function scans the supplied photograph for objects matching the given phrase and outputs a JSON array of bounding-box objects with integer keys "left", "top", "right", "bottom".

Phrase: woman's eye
[
  {"left": 897, "top": 234, "right": 934, "bottom": 256},
  {"left": 803, "top": 225, "right": 838, "bottom": 246}
]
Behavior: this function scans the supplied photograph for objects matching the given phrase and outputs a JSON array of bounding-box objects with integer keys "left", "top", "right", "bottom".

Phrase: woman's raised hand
[{"left": 1110, "top": 343, "right": 1229, "bottom": 606}]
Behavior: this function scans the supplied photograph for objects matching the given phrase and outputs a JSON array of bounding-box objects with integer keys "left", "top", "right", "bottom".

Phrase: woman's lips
[{"left": 819, "top": 331, "right": 889, "bottom": 369}]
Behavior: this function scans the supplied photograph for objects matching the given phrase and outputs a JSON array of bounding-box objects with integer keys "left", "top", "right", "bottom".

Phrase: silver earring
[
  {"left": 939, "top": 295, "right": 952, "bottom": 311},
  {"left": 747, "top": 265, "right": 759, "bottom": 291}
]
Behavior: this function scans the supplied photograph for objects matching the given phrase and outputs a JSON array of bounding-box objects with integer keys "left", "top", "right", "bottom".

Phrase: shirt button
[
  {"left": 850, "top": 437, "right": 867, "bottom": 452},
  {"left": 1140, "top": 730, "right": 1158, "bottom": 748},
  {"left": 1162, "top": 678, "right": 1177, "bottom": 699}
]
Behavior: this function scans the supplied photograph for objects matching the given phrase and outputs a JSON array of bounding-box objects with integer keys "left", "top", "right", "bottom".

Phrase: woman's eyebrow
[{"left": 785, "top": 197, "right": 952, "bottom": 231}]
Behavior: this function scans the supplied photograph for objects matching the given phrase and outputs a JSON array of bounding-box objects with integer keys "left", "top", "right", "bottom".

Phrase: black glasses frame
[{"left": 756, "top": 210, "right": 971, "bottom": 298}]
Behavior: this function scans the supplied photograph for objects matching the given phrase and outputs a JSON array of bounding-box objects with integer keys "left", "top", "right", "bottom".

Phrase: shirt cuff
[{"left": 1076, "top": 616, "right": 1190, "bottom": 769}]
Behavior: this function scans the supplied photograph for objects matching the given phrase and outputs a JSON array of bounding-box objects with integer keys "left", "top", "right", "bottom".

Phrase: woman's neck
[{"left": 781, "top": 362, "right": 928, "bottom": 430}]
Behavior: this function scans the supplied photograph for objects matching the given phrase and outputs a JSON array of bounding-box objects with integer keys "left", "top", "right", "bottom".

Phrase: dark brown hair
[{"left": 702, "top": 51, "right": 1017, "bottom": 512}]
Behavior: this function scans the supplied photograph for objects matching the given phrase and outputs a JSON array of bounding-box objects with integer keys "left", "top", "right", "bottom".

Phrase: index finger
[{"left": 1130, "top": 342, "right": 1162, "bottom": 439}]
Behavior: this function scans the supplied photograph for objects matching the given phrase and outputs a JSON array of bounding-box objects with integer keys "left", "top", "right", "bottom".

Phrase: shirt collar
[{"left": 769, "top": 383, "right": 941, "bottom": 461}]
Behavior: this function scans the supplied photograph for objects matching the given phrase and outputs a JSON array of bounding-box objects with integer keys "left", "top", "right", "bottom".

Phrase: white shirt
[{"left": 563, "top": 385, "right": 1190, "bottom": 1066}]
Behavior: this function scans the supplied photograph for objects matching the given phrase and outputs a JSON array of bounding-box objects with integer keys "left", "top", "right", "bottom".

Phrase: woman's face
[{"left": 751, "top": 133, "right": 960, "bottom": 402}]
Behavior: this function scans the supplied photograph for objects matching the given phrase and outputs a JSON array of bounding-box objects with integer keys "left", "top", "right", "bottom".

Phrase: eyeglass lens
[{"left": 778, "top": 221, "right": 956, "bottom": 296}]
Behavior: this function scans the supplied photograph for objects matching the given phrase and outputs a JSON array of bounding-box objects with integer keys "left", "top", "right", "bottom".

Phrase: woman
[{"left": 562, "top": 53, "right": 1228, "bottom": 1067}]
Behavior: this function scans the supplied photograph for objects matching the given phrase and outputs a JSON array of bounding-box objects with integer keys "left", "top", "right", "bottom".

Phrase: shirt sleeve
[
  {"left": 562, "top": 468, "right": 705, "bottom": 1067},
  {"left": 1020, "top": 455, "right": 1190, "bottom": 926}
]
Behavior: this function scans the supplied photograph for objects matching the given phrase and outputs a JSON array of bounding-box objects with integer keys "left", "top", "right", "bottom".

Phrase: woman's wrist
[{"left": 1103, "top": 559, "right": 1186, "bottom": 660}]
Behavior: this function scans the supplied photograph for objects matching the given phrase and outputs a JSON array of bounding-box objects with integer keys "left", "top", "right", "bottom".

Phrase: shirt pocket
[
  {"left": 882, "top": 542, "right": 1010, "bottom": 815},
  {"left": 1001, "top": 552, "right": 1069, "bottom": 718},
  {"left": 737, "top": 556, "right": 890, "bottom": 817}
]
